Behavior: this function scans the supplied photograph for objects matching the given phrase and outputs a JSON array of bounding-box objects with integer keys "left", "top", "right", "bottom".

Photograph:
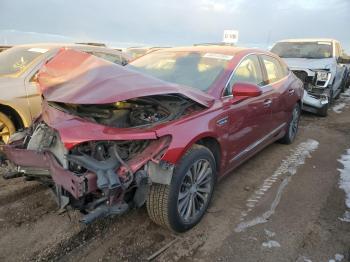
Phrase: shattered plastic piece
[
  {"left": 262, "top": 240, "right": 280, "bottom": 248},
  {"left": 264, "top": 229, "right": 276, "bottom": 238}
]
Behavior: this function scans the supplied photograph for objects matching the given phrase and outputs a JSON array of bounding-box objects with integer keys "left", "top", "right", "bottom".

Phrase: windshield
[
  {"left": 128, "top": 51, "right": 232, "bottom": 91},
  {"left": 0, "top": 46, "right": 49, "bottom": 77},
  {"left": 271, "top": 41, "right": 333, "bottom": 59}
]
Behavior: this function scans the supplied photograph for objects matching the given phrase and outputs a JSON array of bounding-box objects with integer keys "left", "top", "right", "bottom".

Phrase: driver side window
[{"left": 225, "top": 55, "right": 264, "bottom": 96}]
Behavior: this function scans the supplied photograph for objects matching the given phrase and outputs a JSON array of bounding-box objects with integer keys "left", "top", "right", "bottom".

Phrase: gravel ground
[{"left": 0, "top": 90, "right": 350, "bottom": 262}]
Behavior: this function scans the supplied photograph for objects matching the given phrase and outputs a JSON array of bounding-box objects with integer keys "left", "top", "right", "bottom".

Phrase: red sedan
[{"left": 1, "top": 46, "right": 303, "bottom": 232}]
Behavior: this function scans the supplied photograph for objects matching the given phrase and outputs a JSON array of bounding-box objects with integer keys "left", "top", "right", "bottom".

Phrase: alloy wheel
[{"left": 177, "top": 159, "right": 213, "bottom": 223}]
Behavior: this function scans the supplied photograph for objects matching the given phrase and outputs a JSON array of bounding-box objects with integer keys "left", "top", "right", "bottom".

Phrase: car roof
[
  {"left": 276, "top": 38, "right": 338, "bottom": 43},
  {"left": 151, "top": 45, "right": 257, "bottom": 55}
]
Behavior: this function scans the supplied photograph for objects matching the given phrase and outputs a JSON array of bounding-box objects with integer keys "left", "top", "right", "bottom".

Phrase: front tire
[
  {"left": 0, "top": 112, "right": 15, "bottom": 144},
  {"left": 279, "top": 103, "right": 301, "bottom": 144},
  {"left": 147, "top": 145, "right": 216, "bottom": 232}
]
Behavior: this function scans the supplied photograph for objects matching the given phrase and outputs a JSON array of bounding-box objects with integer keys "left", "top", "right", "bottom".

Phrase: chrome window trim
[{"left": 222, "top": 53, "right": 290, "bottom": 98}]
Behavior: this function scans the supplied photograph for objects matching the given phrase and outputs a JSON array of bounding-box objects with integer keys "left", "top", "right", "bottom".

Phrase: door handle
[
  {"left": 288, "top": 89, "right": 295, "bottom": 95},
  {"left": 263, "top": 99, "right": 272, "bottom": 107}
]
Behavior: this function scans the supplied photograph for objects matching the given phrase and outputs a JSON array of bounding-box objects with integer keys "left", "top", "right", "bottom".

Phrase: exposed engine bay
[{"left": 48, "top": 94, "right": 202, "bottom": 128}]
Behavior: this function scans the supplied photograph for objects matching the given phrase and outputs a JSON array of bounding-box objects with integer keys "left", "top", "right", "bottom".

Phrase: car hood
[
  {"left": 38, "top": 48, "right": 214, "bottom": 107},
  {"left": 282, "top": 57, "right": 335, "bottom": 71}
]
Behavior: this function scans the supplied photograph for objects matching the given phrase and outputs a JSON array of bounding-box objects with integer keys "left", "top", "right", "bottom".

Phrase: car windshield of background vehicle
[
  {"left": 271, "top": 41, "right": 333, "bottom": 59},
  {"left": 126, "top": 48, "right": 149, "bottom": 59},
  {"left": 0, "top": 47, "right": 48, "bottom": 77},
  {"left": 128, "top": 51, "right": 232, "bottom": 91}
]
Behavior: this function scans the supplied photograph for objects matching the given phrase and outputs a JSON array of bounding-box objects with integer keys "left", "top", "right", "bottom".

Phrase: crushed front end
[
  {"left": 292, "top": 69, "right": 331, "bottom": 114},
  {"left": 0, "top": 48, "right": 210, "bottom": 224},
  {"left": 1, "top": 121, "right": 172, "bottom": 223}
]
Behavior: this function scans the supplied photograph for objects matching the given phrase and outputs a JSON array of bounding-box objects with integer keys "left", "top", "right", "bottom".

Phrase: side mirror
[{"left": 232, "top": 82, "right": 262, "bottom": 98}]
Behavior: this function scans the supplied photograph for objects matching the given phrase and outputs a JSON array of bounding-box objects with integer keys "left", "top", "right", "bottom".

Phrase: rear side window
[
  {"left": 261, "top": 55, "right": 284, "bottom": 84},
  {"left": 279, "top": 61, "right": 289, "bottom": 77},
  {"left": 225, "top": 55, "right": 263, "bottom": 95}
]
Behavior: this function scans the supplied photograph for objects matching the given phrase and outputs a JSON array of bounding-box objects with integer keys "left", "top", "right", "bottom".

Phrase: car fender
[
  {"left": 160, "top": 130, "right": 221, "bottom": 165},
  {"left": 0, "top": 99, "right": 31, "bottom": 128}
]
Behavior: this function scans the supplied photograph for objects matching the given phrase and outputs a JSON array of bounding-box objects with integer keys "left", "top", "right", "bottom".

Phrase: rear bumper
[{"left": 3, "top": 146, "right": 97, "bottom": 198}]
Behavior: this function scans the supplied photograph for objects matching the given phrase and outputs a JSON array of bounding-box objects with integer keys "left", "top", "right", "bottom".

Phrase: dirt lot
[{"left": 1, "top": 90, "right": 350, "bottom": 262}]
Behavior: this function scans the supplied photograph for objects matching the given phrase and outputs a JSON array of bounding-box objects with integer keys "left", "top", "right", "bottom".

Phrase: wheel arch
[
  {"left": 0, "top": 104, "right": 25, "bottom": 130},
  {"left": 162, "top": 132, "right": 223, "bottom": 173},
  {"left": 195, "top": 137, "right": 222, "bottom": 172}
]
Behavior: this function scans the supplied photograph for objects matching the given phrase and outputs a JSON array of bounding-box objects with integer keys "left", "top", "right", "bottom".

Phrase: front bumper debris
[
  {"left": 2, "top": 132, "right": 173, "bottom": 223},
  {"left": 3, "top": 146, "right": 97, "bottom": 198},
  {"left": 302, "top": 91, "right": 328, "bottom": 111}
]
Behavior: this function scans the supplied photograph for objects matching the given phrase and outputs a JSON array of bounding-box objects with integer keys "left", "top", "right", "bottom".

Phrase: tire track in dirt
[{"left": 0, "top": 178, "right": 46, "bottom": 207}]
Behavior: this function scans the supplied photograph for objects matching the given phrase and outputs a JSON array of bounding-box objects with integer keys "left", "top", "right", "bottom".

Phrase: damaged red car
[{"left": 0, "top": 46, "right": 303, "bottom": 232}]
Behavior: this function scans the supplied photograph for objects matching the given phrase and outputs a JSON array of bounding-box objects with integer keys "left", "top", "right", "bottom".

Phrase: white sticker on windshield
[
  {"left": 317, "top": 42, "right": 332, "bottom": 45},
  {"left": 203, "top": 53, "right": 233, "bottom": 61},
  {"left": 28, "top": 48, "right": 49, "bottom": 53}
]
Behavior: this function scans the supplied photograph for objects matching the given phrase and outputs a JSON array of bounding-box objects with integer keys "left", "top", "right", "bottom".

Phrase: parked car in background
[
  {"left": 0, "top": 43, "right": 130, "bottom": 143},
  {"left": 125, "top": 46, "right": 170, "bottom": 59},
  {"left": 271, "top": 38, "right": 350, "bottom": 116},
  {"left": 1, "top": 46, "right": 303, "bottom": 232},
  {"left": 0, "top": 45, "right": 12, "bottom": 53},
  {"left": 343, "top": 52, "right": 350, "bottom": 88}
]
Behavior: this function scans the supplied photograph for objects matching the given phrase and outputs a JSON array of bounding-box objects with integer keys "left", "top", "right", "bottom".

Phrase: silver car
[
  {"left": 0, "top": 43, "right": 129, "bottom": 143},
  {"left": 271, "top": 38, "right": 350, "bottom": 116}
]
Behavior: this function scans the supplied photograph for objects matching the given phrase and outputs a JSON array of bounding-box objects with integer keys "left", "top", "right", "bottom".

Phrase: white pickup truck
[{"left": 271, "top": 38, "right": 350, "bottom": 116}]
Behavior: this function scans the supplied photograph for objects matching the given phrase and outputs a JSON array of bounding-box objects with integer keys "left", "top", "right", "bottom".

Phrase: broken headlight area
[
  {"left": 48, "top": 94, "right": 203, "bottom": 128},
  {"left": 2, "top": 123, "right": 68, "bottom": 180},
  {"left": 293, "top": 69, "right": 331, "bottom": 98}
]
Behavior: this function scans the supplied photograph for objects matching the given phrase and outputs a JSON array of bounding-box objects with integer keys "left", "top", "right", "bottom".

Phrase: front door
[{"left": 223, "top": 54, "right": 273, "bottom": 170}]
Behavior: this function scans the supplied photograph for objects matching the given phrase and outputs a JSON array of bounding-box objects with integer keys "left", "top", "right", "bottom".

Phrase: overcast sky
[{"left": 0, "top": 0, "right": 349, "bottom": 51}]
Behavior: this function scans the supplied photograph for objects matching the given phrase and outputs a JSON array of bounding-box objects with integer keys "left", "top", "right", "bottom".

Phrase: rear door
[
  {"left": 223, "top": 54, "right": 273, "bottom": 169},
  {"left": 260, "top": 54, "right": 291, "bottom": 130}
]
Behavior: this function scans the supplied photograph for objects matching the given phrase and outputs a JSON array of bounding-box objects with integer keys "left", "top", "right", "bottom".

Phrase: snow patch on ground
[
  {"left": 333, "top": 103, "right": 346, "bottom": 113},
  {"left": 264, "top": 229, "right": 275, "bottom": 238},
  {"left": 333, "top": 88, "right": 350, "bottom": 113},
  {"left": 235, "top": 139, "right": 319, "bottom": 232},
  {"left": 338, "top": 149, "right": 350, "bottom": 222},
  {"left": 262, "top": 240, "right": 280, "bottom": 248},
  {"left": 329, "top": 253, "right": 344, "bottom": 262}
]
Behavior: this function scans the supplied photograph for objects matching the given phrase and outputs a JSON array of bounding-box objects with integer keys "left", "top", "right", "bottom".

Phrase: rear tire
[
  {"left": 279, "top": 103, "right": 301, "bottom": 144},
  {"left": 0, "top": 112, "right": 15, "bottom": 144},
  {"left": 147, "top": 145, "right": 216, "bottom": 232}
]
